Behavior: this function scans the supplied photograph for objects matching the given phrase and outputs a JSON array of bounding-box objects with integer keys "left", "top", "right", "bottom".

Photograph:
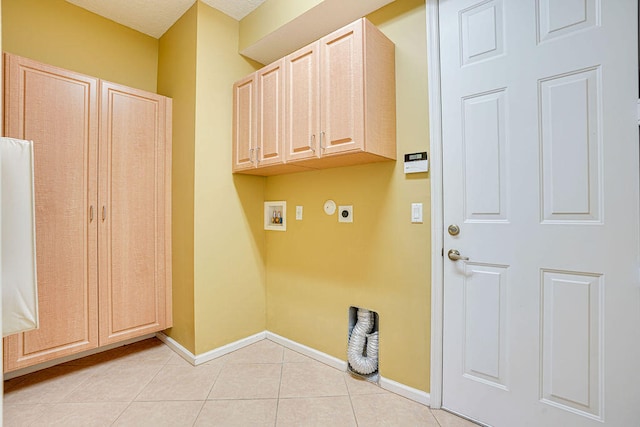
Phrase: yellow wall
[
  {"left": 193, "top": 2, "right": 266, "bottom": 354},
  {"left": 156, "top": 1, "right": 266, "bottom": 355},
  {"left": 2, "top": 0, "right": 432, "bottom": 393},
  {"left": 157, "top": 4, "right": 198, "bottom": 354},
  {"left": 265, "top": 0, "right": 430, "bottom": 391},
  {"left": 238, "top": 0, "right": 321, "bottom": 51},
  {"left": 2, "top": 0, "right": 158, "bottom": 92}
]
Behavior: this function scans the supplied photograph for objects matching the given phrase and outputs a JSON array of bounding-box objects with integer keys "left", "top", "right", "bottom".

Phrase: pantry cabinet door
[
  {"left": 99, "top": 81, "right": 171, "bottom": 345},
  {"left": 3, "top": 54, "right": 99, "bottom": 371},
  {"left": 320, "top": 20, "right": 365, "bottom": 156}
]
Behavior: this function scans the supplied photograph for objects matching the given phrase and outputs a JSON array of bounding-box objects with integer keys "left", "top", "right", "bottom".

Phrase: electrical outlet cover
[{"left": 338, "top": 205, "right": 353, "bottom": 223}]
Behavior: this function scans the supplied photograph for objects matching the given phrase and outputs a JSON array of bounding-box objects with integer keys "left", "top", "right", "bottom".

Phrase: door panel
[
  {"left": 540, "top": 270, "right": 602, "bottom": 418},
  {"left": 462, "top": 263, "right": 508, "bottom": 389},
  {"left": 462, "top": 89, "right": 508, "bottom": 222},
  {"left": 460, "top": 0, "right": 504, "bottom": 66},
  {"left": 537, "top": 0, "right": 598, "bottom": 43},
  {"left": 99, "top": 82, "right": 168, "bottom": 345},
  {"left": 540, "top": 68, "right": 601, "bottom": 223},
  {"left": 440, "top": 1, "right": 640, "bottom": 425},
  {"left": 3, "top": 54, "right": 99, "bottom": 371}
]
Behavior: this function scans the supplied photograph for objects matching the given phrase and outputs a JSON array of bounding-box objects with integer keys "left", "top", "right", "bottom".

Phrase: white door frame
[{"left": 426, "top": 0, "right": 444, "bottom": 410}]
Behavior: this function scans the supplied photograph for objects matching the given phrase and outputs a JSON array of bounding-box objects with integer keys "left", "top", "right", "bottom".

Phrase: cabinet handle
[
  {"left": 89, "top": 205, "right": 94, "bottom": 223},
  {"left": 309, "top": 133, "right": 316, "bottom": 154},
  {"left": 249, "top": 148, "right": 255, "bottom": 163},
  {"left": 255, "top": 147, "right": 261, "bottom": 164},
  {"left": 102, "top": 206, "right": 106, "bottom": 222},
  {"left": 320, "top": 131, "right": 326, "bottom": 150},
  {"left": 310, "top": 134, "right": 316, "bottom": 153}
]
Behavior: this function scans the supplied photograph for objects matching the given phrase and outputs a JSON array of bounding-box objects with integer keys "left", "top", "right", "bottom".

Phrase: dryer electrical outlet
[{"left": 338, "top": 205, "right": 353, "bottom": 223}]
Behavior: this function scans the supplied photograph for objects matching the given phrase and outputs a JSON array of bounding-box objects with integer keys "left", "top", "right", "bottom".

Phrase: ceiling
[{"left": 65, "top": 0, "right": 267, "bottom": 39}]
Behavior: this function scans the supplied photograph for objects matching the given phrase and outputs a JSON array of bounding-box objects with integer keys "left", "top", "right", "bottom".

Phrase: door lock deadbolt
[{"left": 448, "top": 224, "right": 460, "bottom": 236}]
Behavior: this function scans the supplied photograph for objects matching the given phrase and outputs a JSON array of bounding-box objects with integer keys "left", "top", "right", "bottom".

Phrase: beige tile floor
[{"left": 3, "top": 338, "right": 477, "bottom": 426}]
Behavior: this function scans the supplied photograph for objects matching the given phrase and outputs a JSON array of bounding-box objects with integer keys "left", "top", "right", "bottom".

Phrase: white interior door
[{"left": 440, "top": 1, "right": 640, "bottom": 426}]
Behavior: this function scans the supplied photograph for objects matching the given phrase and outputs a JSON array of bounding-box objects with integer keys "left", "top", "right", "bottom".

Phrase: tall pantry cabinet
[{"left": 2, "top": 54, "right": 172, "bottom": 372}]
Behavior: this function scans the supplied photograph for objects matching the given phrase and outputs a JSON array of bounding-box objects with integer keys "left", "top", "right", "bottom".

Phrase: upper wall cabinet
[
  {"left": 232, "top": 18, "right": 396, "bottom": 176},
  {"left": 233, "top": 59, "right": 309, "bottom": 175},
  {"left": 233, "top": 59, "right": 311, "bottom": 175}
]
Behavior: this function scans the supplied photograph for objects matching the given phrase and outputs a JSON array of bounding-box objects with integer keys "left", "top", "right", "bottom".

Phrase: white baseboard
[
  {"left": 154, "top": 332, "right": 196, "bottom": 365},
  {"left": 155, "top": 331, "right": 266, "bottom": 366},
  {"left": 380, "top": 376, "right": 430, "bottom": 406},
  {"left": 265, "top": 331, "right": 429, "bottom": 406},
  {"left": 265, "top": 331, "right": 348, "bottom": 372}
]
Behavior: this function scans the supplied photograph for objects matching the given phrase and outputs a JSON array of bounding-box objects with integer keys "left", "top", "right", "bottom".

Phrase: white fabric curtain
[{"left": 1, "top": 137, "right": 39, "bottom": 336}]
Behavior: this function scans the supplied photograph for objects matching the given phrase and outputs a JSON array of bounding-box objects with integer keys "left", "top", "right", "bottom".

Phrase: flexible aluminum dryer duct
[{"left": 348, "top": 308, "right": 379, "bottom": 375}]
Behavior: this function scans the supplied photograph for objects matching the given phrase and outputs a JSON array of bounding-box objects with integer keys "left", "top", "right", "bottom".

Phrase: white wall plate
[{"left": 338, "top": 205, "right": 353, "bottom": 223}]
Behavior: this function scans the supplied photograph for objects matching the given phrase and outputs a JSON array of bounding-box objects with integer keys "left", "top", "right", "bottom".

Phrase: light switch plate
[
  {"left": 296, "top": 206, "right": 303, "bottom": 220},
  {"left": 411, "top": 203, "right": 423, "bottom": 223}
]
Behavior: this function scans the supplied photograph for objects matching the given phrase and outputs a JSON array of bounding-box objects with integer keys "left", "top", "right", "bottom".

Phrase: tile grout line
[
  {"left": 189, "top": 357, "right": 229, "bottom": 426},
  {"left": 273, "top": 346, "right": 285, "bottom": 427},
  {"left": 192, "top": 359, "right": 226, "bottom": 426},
  {"left": 127, "top": 362, "right": 165, "bottom": 402},
  {"left": 110, "top": 356, "right": 168, "bottom": 425},
  {"left": 201, "top": 351, "right": 229, "bottom": 400},
  {"left": 189, "top": 401, "right": 207, "bottom": 427},
  {"left": 431, "top": 407, "right": 444, "bottom": 427},
  {"left": 434, "top": 410, "right": 444, "bottom": 427},
  {"left": 56, "top": 365, "right": 107, "bottom": 404},
  {"left": 344, "top": 373, "right": 361, "bottom": 427}
]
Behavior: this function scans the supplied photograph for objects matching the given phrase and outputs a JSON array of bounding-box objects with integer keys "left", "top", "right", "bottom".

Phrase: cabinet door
[
  {"left": 256, "top": 60, "right": 285, "bottom": 167},
  {"left": 232, "top": 74, "right": 257, "bottom": 171},
  {"left": 99, "top": 81, "right": 171, "bottom": 345},
  {"left": 285, "top": 42, "right": 320, "bottom": 162},
  {"left": 3, "top": 54, "right": 99, "bottom": 371},
  {"left": 320, "top": 20, "right": 365, "bottom": 156}
]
